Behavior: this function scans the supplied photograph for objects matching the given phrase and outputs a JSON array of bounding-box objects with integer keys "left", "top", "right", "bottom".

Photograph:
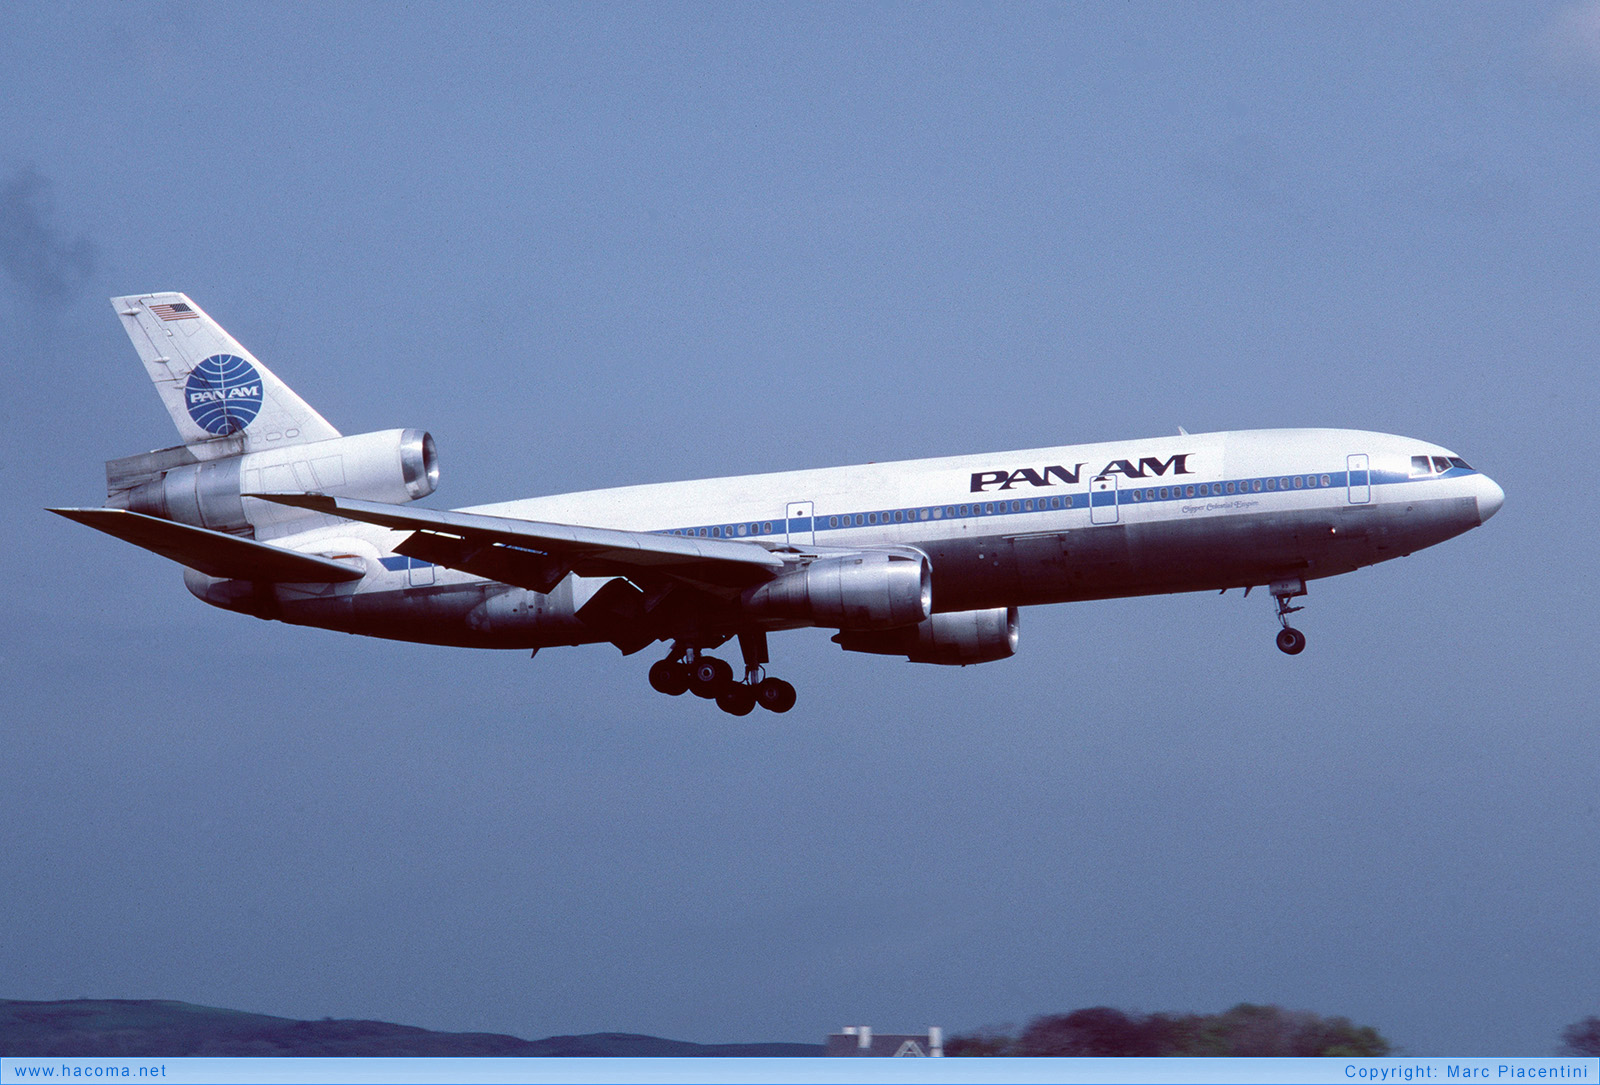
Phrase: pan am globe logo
[{"left": 185, "top": 354, "right": 264, "bottom": 435}]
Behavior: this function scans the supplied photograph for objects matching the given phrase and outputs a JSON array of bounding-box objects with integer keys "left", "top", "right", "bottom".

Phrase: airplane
[{"left": 52, "top": 293, "right": 1505, "bottom": 716}]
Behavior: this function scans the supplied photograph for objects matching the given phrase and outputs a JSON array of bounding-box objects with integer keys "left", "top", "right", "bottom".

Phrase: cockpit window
[
  {"left": 1449, "top": 456, "right": 1471, "bottom": 471},
  {"left": 1411, "top": 455, "right": 1433, "bottom": 477},
  {"left": 1432, "top": 456, "right": 1452, "bottom": 474}
]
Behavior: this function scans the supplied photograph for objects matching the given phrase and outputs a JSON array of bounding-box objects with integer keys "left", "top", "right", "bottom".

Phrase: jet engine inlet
[{"left": 741, "top": 550, "right": 932, "bottom": 630}]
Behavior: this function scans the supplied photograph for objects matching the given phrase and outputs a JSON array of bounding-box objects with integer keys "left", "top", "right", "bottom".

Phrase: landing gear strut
[
  {"left": 647, "top": 634, "right": 797, "bottom": 714},
  {"left": 1270, "top": 578, "right": 1308, "bottom": 655}
]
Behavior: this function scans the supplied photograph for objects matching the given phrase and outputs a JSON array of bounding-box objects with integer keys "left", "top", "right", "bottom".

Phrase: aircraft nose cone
[{"left": 1477, "top": 475, "right": 1505, "bottom": 524}]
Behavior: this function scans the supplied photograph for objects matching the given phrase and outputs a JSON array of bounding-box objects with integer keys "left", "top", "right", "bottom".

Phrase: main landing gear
[
  {"left": 1270, "top": 578, "right": 1308, "bottom": 655},
  {"left": 647, "top": 632, "right": 797, "bottom": 715}
]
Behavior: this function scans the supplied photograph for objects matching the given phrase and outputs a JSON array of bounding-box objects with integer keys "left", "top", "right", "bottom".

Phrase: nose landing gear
[
  {"left": 648, "top": 632, "right": 797, "bottom": 714},
  {"left": 1270, "top": 578, "right": 1308, "bottom": 655}
]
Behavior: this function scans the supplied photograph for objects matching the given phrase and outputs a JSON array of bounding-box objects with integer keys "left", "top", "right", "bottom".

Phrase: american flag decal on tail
[{"left": 150, "top": 302, "right": 198, "bottom": 320}]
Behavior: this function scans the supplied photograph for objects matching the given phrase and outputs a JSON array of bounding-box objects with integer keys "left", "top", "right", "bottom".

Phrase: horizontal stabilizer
[{"left": 49, "top": 508, "right": 365, "bottom": 583}]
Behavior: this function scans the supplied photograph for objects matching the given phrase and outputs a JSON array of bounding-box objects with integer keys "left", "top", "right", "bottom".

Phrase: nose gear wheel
[{"left": 1269, "top": 578, "right": 1308, "bottom": 655}]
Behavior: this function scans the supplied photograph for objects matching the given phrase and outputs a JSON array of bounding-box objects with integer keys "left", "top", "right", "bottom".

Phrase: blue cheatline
[
  {"left": 368, "top": 466, "right": 1480, "bottom": 567},
  {"left": 651, "top": 467, "right": 1475, "bottom": 541}
]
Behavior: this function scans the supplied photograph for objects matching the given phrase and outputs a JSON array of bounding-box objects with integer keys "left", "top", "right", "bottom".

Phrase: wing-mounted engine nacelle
[
  {"left": 108, "top": 428, "right": 438, "bottom": 535},
  {"left": 741, "top": 549, "right": 931, "bottom": 630},
  {"left": 833, "top": 606, "right": 1019, "bottom": 665}
]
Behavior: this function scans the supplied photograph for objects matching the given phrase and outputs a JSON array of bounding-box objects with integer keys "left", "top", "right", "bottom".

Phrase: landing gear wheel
[
  {"left": 688, "top": 656, "right": 734, "bottom": 698},
  {"left": 1276, "top": 627, "right": 1307, "bottom": 655},
  {"left": 648, "top": 659, "right": 690, "bottom": 696},
  {"left": 755, "top": 677, "right": 797, "bottom": 714},
  {"left": 716, "top": 684, "right": 757, "bottom": 716}
]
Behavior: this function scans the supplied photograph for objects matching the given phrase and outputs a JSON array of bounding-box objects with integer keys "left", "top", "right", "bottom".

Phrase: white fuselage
[{"left": 198, "top": 427, "right": 1502, "bottom": 652}]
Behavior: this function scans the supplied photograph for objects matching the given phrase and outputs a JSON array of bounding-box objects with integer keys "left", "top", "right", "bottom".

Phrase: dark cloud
[{"left": 0, "top": 166, "right": 95, "bottom": 305}]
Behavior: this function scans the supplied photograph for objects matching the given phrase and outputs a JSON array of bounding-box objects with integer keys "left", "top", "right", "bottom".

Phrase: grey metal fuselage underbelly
[
  {"left": 929, "top": 495, "right": 1476, "bottom": 611},
  {"left": 246, "top": 494, "right": 1478, "bottom": 650}
]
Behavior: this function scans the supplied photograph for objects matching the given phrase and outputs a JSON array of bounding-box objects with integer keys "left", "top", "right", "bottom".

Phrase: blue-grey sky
[{"left": 2, "top": 2, "right": 1596, "bottom": 1057}]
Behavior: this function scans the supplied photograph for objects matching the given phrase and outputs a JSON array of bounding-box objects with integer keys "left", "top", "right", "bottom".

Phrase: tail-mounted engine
[
  {"left": 105, "top": 428, "right": 438, "bottom": 537},
  {"left": 834, "top": 606, "right": 1018, "bottom": 665}
]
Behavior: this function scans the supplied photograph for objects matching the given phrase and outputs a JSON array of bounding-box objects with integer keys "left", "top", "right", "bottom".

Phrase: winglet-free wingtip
[{"left": 48, "top": 506, "right": 102, "bottom": 524}]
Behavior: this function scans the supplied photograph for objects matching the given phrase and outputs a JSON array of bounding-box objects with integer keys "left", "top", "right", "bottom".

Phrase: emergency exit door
[
  {"left": 786, "top": 501, "right": 814, "bottom": 546},
  {"left": 1347, "top": 454, "right": 1371, "bottom": 504},
  {"left": 1090, "top": 476, "right": 1119, "bottom": 524}
]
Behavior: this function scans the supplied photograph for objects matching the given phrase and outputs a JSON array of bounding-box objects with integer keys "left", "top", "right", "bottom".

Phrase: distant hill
[{"left": 0, "top": 1000, "right": 823, "bottom": 1057}]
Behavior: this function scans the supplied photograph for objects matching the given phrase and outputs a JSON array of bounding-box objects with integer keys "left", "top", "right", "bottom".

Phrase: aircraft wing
[
  {"left": 250, "top": 493, "right": 789, "bottom": 594},
  {"left": 50, "top": 507, "right": 366, "bottom": 583}
]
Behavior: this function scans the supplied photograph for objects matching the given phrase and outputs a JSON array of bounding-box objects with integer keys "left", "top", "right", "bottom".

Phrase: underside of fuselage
[{"left": 188, "top": 490, "right": 1483, "bottom": 650}]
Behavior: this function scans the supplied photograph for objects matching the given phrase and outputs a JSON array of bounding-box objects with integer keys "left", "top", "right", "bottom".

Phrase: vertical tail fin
[{"left": 112, "top": 292, "right": 340, "bottom": 449}]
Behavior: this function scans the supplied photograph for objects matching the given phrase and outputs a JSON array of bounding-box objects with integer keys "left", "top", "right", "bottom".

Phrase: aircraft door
[
  {"left": 1090, "top": 475, "right": 1119, "bottom": 524},
  {"left": 1347, "top": 454, "right": 1371, "bottom": 504},
  {"left": 786, "top": 500, "right": 814, "bottom": 546}
]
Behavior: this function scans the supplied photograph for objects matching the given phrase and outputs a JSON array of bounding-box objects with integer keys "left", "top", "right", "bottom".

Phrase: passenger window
[
  {"left": 763, "top": 521, "right": 773, "bottom": 533},
  {"left": 958, "top": 505, "right": 969, "bottom": 516},
  {"left": 828, "top": 516, "right": 837, "bottom": 528},
  {"left": 1321, "top": 474, "right": 1331, "bottom": 486},
  {"left": 1051, "top": 497, "right": 1061, "bottom": 509},
  {"left": 737, "top": 524, "right": 747, "bottom": 536},
  {"left": 1266, "top": 479, "right": 1276, "bottom": 490},
  {"left": 1159, "top": 488, "right": 1168, "bottom": 499},
  {"left": 1185, "top": 485, "right": 1196, "bottom": 498}
]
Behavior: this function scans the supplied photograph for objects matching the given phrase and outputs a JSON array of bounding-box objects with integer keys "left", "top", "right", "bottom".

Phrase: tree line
[{"left": 946, "top": 1006, "right": 1600, "bottom": 1057}]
